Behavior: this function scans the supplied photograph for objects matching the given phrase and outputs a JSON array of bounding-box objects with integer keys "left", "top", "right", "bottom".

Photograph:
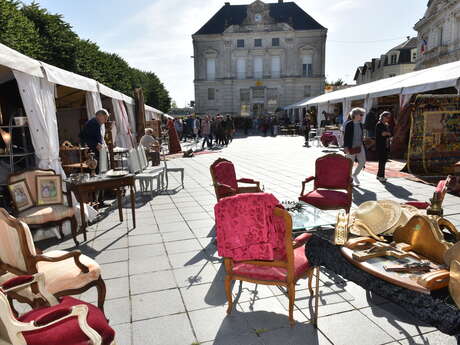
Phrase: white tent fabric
[
  {"left": 145, "top": 105, "right": 163, "bottom": 120},
  {"left": 125, "top": 102, "right": 136, "bottom": 139},
  {"left": 122, "top": 94, "right": 135, "bottom": 105},
  {"left": 112, "top": 99, "right": 133, "bottom": 149},
  {"left": 98, "top": 83, "right": 124, "bottom": 101},
  {"left": 293, "top": 60, "right": 460, "bottom": 108},
  {"left": 13, "top": 70, "right": 64, "bottom": 175},
  {"left": 0, "top": 43, "right": 43, "bottom": 78},
  {"left": 85, "top": 91, "right": 103, "bottom": 120},
  {"left": 41, "top": 62, "right": 98, "bottom": 92}
]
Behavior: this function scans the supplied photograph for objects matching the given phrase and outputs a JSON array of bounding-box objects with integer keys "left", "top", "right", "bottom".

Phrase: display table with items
[
  {"left": 306, "top": 202, "right": 460, "bottom": 339},
  {"left": 65, "top": 173, "right": 136, "bottom": 240}
]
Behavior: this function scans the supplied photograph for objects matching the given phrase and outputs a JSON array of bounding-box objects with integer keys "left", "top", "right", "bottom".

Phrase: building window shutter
[
  {"left": 206, "top": 58, "right": 216, "bottom": 81},
  {"left": 254, "top": 56, "right": 263, "bottom": 79},
  {"left": 271, "top": 56, "right": 281, "bottom": 78},
  {"left": 208, "top": 88, "right": 215, "bottom": 100},
  {"left": 237, "top": 58, "right": 246, "bottom": 80}
]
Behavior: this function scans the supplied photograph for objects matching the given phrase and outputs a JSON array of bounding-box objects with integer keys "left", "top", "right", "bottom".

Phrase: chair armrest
[
  {"left": 300, "top": 176, "right": 315, "bottom": 196},
  {"left": 237, "top": 178, "right": 261, "bottom": 190},
  {"left": 18, "top": 305, "right": 103, "bottom": 344},
  {"left": 293, "top": 233, "right": 312, "bottom": 249},
  {"left": 35, "top": 251, "right": 89, "bottom": 274},
  {"left": 215, "top": 182, "right": 237, "bottom": 199},
  {"left": 2, "top": 273, "right": 59, "bottom": 305}
]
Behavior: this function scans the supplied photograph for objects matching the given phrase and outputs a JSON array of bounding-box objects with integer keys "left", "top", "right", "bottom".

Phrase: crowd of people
[{"left": 173, "top": 114, "right": 235, "bottom": 149}]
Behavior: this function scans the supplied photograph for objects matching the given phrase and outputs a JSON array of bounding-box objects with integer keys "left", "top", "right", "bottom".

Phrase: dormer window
[
  {"left": 254, "top": 13, "right": 262, "bottom": 22},
  {"left": 390, "top": 54, "right": 397, "bottom": 64}
]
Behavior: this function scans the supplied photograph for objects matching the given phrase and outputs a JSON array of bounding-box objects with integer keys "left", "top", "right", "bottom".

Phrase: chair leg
[
  {"left": 225, "top": 276, "right": 233, "bottom": 314},
  {"left": 70, "top": 216, "right": 79, "bottom": 246},
  {"left": 58, "top": 223, "right": 64, "bottom": 239},
  {"left": 96, "top": 277, "right": 107, "bottom": 312},
  {"left": 307, "top": 268, "right": 314, "bottom": 295},
  {"left": 181, "top": 169, "right": 184, "bottom": 188},
  {"left": 288, "top": 282, "right": 296, "bottom": 326},
  {"left": 313, "top": 267, "right": 321, "bottom": 327}
]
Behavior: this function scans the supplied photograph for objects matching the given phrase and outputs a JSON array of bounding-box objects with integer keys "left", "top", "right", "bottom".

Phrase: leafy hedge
[{"left": 0, "top": 0, "right": 171, "bottom": 112}]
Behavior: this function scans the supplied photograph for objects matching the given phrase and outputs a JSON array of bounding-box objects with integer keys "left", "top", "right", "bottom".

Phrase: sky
[{"left": 23, "top": 0, "right": 428, "bottom": 107}]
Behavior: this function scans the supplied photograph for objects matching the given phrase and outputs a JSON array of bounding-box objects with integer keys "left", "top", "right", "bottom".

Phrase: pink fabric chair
[
  {"left": 0, "top": 273, "right": 115, "bottom": 345},
  {"left": 299, "top": 154, "right": 353, "bottom": 212},
  {"left": 210, "top": 158, "right": 262, "bottom": 200},
  {"left": 215, "top": 193, "right": 314, "bottom": 325},
  {"left": 406, "top": 176, "right": 452, "bottom": 210}
]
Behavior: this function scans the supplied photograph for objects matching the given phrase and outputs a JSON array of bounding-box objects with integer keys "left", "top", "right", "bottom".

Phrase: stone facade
[
  {"left": 354, "top": 38, "right": 418, "bottom": 85},
  {"left": 414, "top": 0, "right": 460, "bottom": 70},
  {"left": 192, "top": 0, "right": 327, "bottom": 116}
]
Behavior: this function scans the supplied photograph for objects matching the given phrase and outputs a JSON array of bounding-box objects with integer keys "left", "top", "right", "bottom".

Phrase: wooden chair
[
  {"left": 406, "top": 175, "right": 452, "bottom": 211},
  {"left": 0, "top": 209, "right": 106, "bottom": 312},
  {"left": 210, "top": 158, "right": 262, "bottom": 201},
  {"left": 8, "top": 169, "right": 80, "bottom": 245},
  {"left": 299, "top": 154, "right": 353, "bottom": 212},
  {"left": 216, "top": 194, "right": 314, "bottom": 326},
  {"left": 0, "top": 273, "right": 115, "bottom": 345}
]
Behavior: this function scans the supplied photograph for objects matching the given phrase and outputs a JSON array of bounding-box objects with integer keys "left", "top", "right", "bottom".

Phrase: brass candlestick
[{"left": 427, "top": 191, "right": 443, "bottom": 216}]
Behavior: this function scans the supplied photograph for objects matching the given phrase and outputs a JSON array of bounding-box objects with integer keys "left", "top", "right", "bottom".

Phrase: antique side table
[{"left": 65, "top": 174, "right": 136, "bottom": 241}]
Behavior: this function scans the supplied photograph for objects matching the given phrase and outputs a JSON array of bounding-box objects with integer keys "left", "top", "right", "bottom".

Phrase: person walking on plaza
[
  {"left": 174, "top": 118, "right": 183, "bottom": 141},
  {"left": 343, "top": 107, "right": 366, "bottom": 186},
  {"left": 302, "top": 114, "right": 311, "bottom": 147},
  {"left": 201, "top": 115, "right": 212, "bottom": 150},
  {"left": 375, "top": 111, "right": 392, "bottom": 182}
]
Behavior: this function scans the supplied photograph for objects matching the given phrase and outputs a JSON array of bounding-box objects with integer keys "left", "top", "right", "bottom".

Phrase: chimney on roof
[
  {"left": 407, "top": 36, "right": 410, "bottom": 41},
  {"left": 278, "top": 0, "right": 284, "bottom": 3},
  {"left": 225, "top": 2, "right": 230, "bottom": 5}
]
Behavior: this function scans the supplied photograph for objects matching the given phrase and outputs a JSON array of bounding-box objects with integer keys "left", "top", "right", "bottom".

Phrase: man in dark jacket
[
  {"left": 343, "top": 107, "right": 366, "bottom": 186},
  {"left": 375, "top": 111, "right": 392, "bottom": 182},
  {"left": 80, "top": 109, "right": 109, "bottom": 173}
]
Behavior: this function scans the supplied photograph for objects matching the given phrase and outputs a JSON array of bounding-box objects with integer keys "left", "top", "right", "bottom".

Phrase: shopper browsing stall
[
  {"left": 343, "top": 107, "right": 366, "bottom": 186},
  {"left": 375, "top": 111, "right": 392, "bottom": 182}
]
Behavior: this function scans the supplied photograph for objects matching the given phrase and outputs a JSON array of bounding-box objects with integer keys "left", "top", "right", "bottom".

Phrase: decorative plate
[{"left": 105, "top": 170, "right": 129, "bottom": 178}]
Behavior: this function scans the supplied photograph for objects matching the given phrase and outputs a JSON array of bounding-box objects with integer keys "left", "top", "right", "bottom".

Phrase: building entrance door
[{"left": 252, "top": 103, "right": 265, "bottom": 117}]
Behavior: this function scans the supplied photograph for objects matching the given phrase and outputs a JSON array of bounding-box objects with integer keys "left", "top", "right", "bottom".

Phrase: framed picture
[
  {"left": 8, "top": 180, "right": 34, "bottom": 212},
  {"left": 36, "top": 175, "right": 63, "bottom": 206}
]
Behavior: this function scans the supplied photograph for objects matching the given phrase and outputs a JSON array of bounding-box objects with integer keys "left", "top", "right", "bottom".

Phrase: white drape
[
  {"left": 111, "top": 99, "right": 132, "bottom": 148},
  {"left": 85, "top": 91, "right": 102, "bottom": 120},
  {"left": 125, "top": 102, "right": 136, "bottom": 141},
  {"left": 14, "top": 71, "right": 97, "bottom": 241},
  {"left": 14, "top": 70, "right": 64, "bottom": 175},
  {"left": 399, "top": 94, "right": 411, "bottom": 110},
  {"left": 363, "top": 96, "right": 376, "bottom": 124},
  {"left": 342, "top": 99, "right": 352, "bottom": 123}
]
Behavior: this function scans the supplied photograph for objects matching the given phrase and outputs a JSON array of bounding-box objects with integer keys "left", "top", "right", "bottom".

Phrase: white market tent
[{"left": 288, "top": 60, "right": 460, "bottom": 126}]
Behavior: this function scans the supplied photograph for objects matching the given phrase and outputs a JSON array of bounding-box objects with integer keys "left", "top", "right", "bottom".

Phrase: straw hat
[
  {"left": 349, "top": 200, "right": 401, "bottom": 236},
  {"left": 381, "top": 204, "right": 422, "bottom": 236}
]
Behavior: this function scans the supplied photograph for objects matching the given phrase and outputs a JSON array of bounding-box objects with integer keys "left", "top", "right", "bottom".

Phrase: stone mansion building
[{"left": 192, "top": 0, "right": 327, "bottom": 116}]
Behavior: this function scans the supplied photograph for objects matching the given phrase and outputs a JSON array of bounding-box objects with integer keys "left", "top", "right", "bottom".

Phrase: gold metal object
[
  {"left": 393, "top": 215, "right": 452, "bottom": 265},
  {"left": 427, "top": 191, "right": 443, "bottom": 216},
  {"left": 85, "top": 152, "right": 98, "bottom": 177},
  {"left": 351, "top": 242, "right": 420, "bottom": 262},
  {"left": 449, "top": 260, "right": 460, "bottom": 308}
]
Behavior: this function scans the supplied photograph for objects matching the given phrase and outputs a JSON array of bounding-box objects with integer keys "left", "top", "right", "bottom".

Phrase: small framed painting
[
  {"left": 8, "top": 180, "right": 34, "bottom": 212},
  {"left": 36, "top": 175, "right": 63, "bottom": 206}
]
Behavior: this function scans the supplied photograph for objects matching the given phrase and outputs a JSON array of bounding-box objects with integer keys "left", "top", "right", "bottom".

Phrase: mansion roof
[{"left": 194, "top": 1, "right": 325, "bottom": 35}]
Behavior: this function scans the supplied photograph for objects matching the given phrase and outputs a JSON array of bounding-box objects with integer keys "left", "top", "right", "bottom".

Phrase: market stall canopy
[
  {"left": 0, "top": 43, "right": 44, "bottom": 78},
  {"left": 145, "top": 105, "right": 163, "bottom": 120},
  {"left": 41, "top": 62, "right": 98, "bottom": 92},
  {"left": 163, "top": 113, "right": 173, "bottom": 120},
  {"left": 292, "top": 60, "right": 460, "bottom": 108}
]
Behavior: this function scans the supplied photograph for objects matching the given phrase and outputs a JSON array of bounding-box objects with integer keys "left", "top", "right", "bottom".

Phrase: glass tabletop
[{"left": 286, "top": 201, "right": 337, "bottom": 231}]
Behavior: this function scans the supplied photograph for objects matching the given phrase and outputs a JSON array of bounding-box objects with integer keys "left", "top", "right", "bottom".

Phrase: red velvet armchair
[
  {"left": 0, "top": 273, "right": 115, "bottom": 345},
  {"left": 406, "top": 175, "right": 452, "bottom": 210},
  {"left": 215, "top": 193, "right": 314, "bottom": 326},
  {"left": 210, "top": 158, "right": 262, "bottom": 200},
  {"left": 299, "top": 154, "right": 353, "bottom": 212}
]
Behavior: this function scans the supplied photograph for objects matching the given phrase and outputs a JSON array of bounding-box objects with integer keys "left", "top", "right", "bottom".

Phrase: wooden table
[{"left": 65, "top": 174, "right": 136, "bottom": 241}]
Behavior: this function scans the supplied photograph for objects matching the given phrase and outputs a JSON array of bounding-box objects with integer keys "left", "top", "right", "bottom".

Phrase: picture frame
[
  {"left": 36, "top": 174, "right": 63, "bottom": 206},
  {"left": 8, "top": 179, "right": 34, "bottom": 212}
]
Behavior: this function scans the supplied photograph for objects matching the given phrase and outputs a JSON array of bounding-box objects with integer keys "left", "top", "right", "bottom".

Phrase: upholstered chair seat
[
  {"left": 299, "top": 154, "right": 353, "bottom": 212},
  {"left": 18, "top": 205, "right": 75, "bottom": 225}
]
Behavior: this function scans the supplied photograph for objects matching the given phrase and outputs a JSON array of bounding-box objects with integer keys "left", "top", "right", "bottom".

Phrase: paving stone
[
  {"left": 105, "top": 297, "right": 131, "bottom": 325},
  {"left": 113, "top": 323, "right": 132, "bottom": 345},
  {"left": 319, "top": 310, "right": 394, "bottom": 345},
  {"left": 100, "top": 261, "right": 129, "bottom": 279},
  {"left": 360, "top": 303, "right": 436, "bottom": 340},
  {"left": 168, "top": 250, "right": 211, "bottom": 268},
  {"left": 164, "top": 238, "right": 203, "bottom": 254},
  {"left": 128, "top": 233, "right": 163, "bottom": 246},
  {"left": 89, "top": 237, "right": 129, "bottom": 251},
  {"left": 260, "top": 322, "right": 334, "bottom": 345},
  {"left": 189, "top": 306, "right": 253, "bottom": 343},
  {"left": 157, "top": 221, "right": 190, "bottom": 233},
  {"left": 132, "top": 313, "right": 195, "bottom": 345},
  {"left": 399, "top": 331, "right": 457, "bottom": 345},
  {"left": 128, "top": 243, "right": 166, "bottom": 258},
  {"left": 172, "top": 262, "right": 218, "bottom": 287},
  {"left": 161, "top": 230, "right": 195, "bottom": 242},
  {"left": 180, "top": 282, "right": 228, "bottom": 311},
  {"left": 94, "top": 248, "right": 129, "bottom": 264},
  {"left": 129, "top": 256, "right": 171, "bottom": 275},
  {"left": 130, "top": 270, "right": 177, "bottom": 294},
  {"left": 131, "top": 289, "right": 185, "bottom": 321}
]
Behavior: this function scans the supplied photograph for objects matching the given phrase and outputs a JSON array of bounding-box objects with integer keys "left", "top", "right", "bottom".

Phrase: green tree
[
  {"left": 0, "top": 0, "right": 41, "bottom": 58},
  {"left": 21, "top": 2, "right": 78, "bottom": 71}
]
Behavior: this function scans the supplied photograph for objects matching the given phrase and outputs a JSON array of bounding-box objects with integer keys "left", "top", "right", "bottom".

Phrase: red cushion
[
  {"left": 299, "top": 189, "right": 351, "bottom": 210},
  {"left": 232, "top": 246, "right": 310, "bottom": 282},
  {"left": 1, "top": 275, "right": 34, "bottom": 290},
  {"left": 315, "top": 155, "right": 352, "bottom": 190},
  {"left": 19, "top": 296, "right": 114, "bottom": 345},
  {"left": 405, "top": 201, "right": 430, "bottom": 209},
  {"left": 213, "top": 161, "right": 238, "bottom": 190}
]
